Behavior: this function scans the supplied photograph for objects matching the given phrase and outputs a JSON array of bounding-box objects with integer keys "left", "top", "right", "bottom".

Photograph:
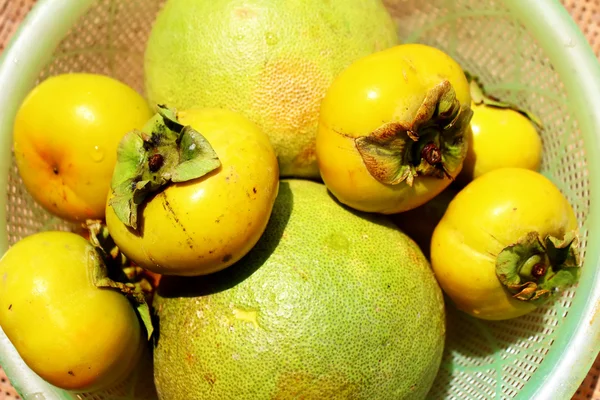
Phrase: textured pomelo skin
[
  {"left": 144, "top": 0, "right": 398, "bottom": 178},
  {"left": 153, "top": 179, "right": 446, "bottom": 400}
]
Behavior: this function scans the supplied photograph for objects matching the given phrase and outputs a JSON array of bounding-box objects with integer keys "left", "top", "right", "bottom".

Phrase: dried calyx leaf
[
  {"left": 86, "top": 220, "right": 154, "bottom": 340},
  {"left": 354, "top": 80, "right": 472, "bottom": 187},
  {"left": 109, "top": 105, "right": 221, "bottom": 230},
  {"left": 466, "top": 72, "right": 543, "bottom": 128},
  {"left": 87, "top": 219, "right": 128, "bottom": 266},
  {"left": 496, "top": 230, "right": 581, "bottom": 304}
]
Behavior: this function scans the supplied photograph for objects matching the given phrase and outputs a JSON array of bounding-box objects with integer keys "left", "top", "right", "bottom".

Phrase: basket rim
[
  {"left": 499, "top": 1, "right": 600, "bottom": 399},
  {"left": 0, "top": 0, "right": 96, "bottom": 398},
  {"left": 0, "top": 0, "right": 600, "bottom": 399}
]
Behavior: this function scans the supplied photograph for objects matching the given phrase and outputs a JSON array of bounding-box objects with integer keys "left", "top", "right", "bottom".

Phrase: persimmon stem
[
  {"left": 148, "top": 154, "right": 164, "bottom": 172},
  {"left": 496, "top": 231, "right": 581, "bottom": 303},
  {"left": 532, "top": 264, "right": 547, "bottom": 279},
  {"left": 421, "top": 142, "right": 442, "bottom": 165},
  {"left": 353, "top": 80, "right": 472, "bottom": 187}
]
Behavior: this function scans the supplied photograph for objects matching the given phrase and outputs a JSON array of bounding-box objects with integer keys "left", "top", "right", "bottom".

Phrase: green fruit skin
[
  {"left": 144, "top": 0, "right": 399, "bottom": 178},
  {"left": 153, "top": 179, "right": 446, "bottom": 400}
]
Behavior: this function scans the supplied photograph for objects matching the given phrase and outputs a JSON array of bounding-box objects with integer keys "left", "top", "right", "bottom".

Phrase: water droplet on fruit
[
  {"left": 90, "top": 146, "right": 104, "bottom": 162},
  {"left": 265, "top": 32, "right": 278, "bottom": 46}
]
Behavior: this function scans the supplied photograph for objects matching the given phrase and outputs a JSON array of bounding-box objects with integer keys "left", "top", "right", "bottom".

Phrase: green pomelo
[
  {"left": 153, "top": 179, "right": 446, "bottom": 399},
  {"left": 143, "top": 0, "right": 399, "bottom": 178}
]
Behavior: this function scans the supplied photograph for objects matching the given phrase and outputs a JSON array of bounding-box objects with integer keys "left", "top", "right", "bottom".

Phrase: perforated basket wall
[
  {"left": 387, "top": 1, "right": 591, "bottom": 399},
  {"left": 0, "top": 0, "right": 599, "bottom": 399}
]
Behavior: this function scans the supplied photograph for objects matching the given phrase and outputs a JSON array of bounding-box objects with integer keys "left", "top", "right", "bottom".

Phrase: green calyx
[
  {"left": 109, "top": 105, "right": 221, "bottom": 230},
  {"left": 354, "top": 80, "right": 473, "bottom": 187},
  {"left": 496, "top": 231, "right": 581, "bottom": 304},
  {"left": 466, "top": 72, "right": 543, "bottom": 128},
  {"left": 86, "top": 220, "right": 154, "bottom": 339}
]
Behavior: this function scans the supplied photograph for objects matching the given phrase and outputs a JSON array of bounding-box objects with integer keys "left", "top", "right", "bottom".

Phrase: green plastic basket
[{"left": 1, "top": 0, "right": 600, "bottom": 399}]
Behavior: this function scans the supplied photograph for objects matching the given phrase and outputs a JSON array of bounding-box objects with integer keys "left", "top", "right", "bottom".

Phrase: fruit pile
[{"left": 0, "top": 1, "right": 582, "bottom": 399}]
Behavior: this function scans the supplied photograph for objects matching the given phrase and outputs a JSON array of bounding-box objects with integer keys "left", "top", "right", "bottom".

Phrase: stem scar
[
  {"left": 148, "top": 154, "right": 165, "bottom": 172},
  {"left": 532, "top": 263, "right": 547, "bottom": 279},
  {"left": 421, "top": 142, "right": 442, "bottom": 165}
]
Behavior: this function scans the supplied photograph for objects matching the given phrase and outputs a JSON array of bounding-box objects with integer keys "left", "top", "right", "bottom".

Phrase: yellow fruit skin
[
  {"left": 0, "top": 231, "right": 144, "bottom": 392},
  {"left": 106, "top": 108, "right": 279, "bottom": 276},
  {"left": 316, "top": 44, "right": 471, "bottom": 214},
  {"left": 431, "top": 168, "right": 578, "bottom": 320},
  {"left": 143, "top": 0, "right": 398, "bottom": 178},
  {"left": 461, "top": 103, "right": 542, "bottom": 181},
  {"left": 13, "top": 73, "right": 153, "bottom": 222}
]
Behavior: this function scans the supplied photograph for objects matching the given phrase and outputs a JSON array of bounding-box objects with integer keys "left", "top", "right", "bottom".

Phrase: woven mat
[{"left": 0, "top": 0, "right": 599, "bottom": 399}]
